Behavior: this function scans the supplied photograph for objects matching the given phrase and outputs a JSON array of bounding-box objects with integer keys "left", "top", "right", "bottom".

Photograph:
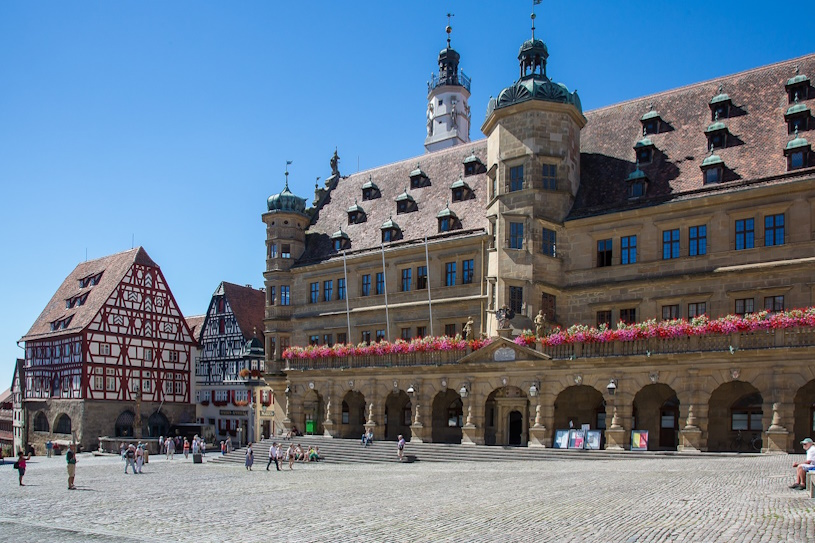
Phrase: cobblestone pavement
[{"left": 1, "top": 452, "right": 814, "bottom": 542}]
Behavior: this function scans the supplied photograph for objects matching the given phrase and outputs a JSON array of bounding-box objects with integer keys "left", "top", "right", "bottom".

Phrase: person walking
[
  {"left": 135, "top": 445, "right": 145, "bottom": 473},
  {"left": 397, "top": 435, "right": 406, "bottom": 462},
  {"left": 183, "top": 439, "right": 190, "bottom": 459},
  {"left": 286, "top": 443, "right": 296, "bottom": 470},
  {"left": 45, "top": 440, "right": 53, "bottom": 458},
  {"left": 14, "top": 451, "right": 31, "bottom": 486},
  {"left": 66, "top": 444, "right": 77, "bottom": 489},
  {"left": 266, "top": 442, "right": 280, "bottom": 471},
  {"left": 244, "top": 443, "right": 254, "bottom": 471},
  {"left": 124, "top": 445, "right": 137, "bottom": 474}
]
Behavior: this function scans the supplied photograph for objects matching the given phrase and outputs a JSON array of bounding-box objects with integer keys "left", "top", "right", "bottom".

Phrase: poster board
[
  {"left": 586, "top": 430, "right": 602, "bottom": 450},
  {"left": 631, "top": 430, "right": 649, "bottom": 451},
  {"left": 568, "top": 429, "right": 585, "bottom": 449},
  {"left": 553, "top": 429, "right": 570, "bottom": 449}
]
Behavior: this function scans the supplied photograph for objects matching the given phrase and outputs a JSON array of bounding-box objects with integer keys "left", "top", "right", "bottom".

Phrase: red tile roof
[
  {"left": 573, "top": 53, "right": 815, "bottom": 218},
  {"left": 300, "top": 140, "right": 489, "bottom": 263},
  {"left": 20, "top": 247, "right": 158, "bottom": 342},
  {"left": 221, "top": 282, "right": 266, "bottom": 342},
  {"left": 185, "top": 315, "right": 206, "bottom": 345}
]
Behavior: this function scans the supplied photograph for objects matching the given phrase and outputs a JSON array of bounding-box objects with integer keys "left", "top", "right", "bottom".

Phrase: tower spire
[
  {"left": 284, "top": 160, "right": 293, "bottom": 191},
  {"left": 446, "top": 13, "right": 454, "bottom": 48},
  {"left": 531, "top": 0, "right": 541, "bottom": 40}
]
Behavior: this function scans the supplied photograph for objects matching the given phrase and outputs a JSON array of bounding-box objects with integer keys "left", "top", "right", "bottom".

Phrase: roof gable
[{"left": 220, "top": 282, "right": 266, "bottom": 341}]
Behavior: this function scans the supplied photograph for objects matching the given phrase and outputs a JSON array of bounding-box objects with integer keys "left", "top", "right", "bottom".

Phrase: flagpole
[
  {"left": 424, "top": 236, "right": 433, "bottom": 337},
  {"left": 381, "top": 244, "right": 391, "bottom": 340},
  {"left": 343, "top": 250, "right": 351, "bottom": 343}
]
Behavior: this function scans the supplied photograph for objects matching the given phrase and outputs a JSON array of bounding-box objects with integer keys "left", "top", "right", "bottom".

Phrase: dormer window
[
  {"left": 380, "top": 217, "right": 401, "bottom": 243},
  {"left": 640, "top": 107, "right": 662, "bottom": 135},
  {"left": 785, "top": 130, "right": 811, "bottom": 171},
  {"left": 709, "top": 85, "right": 732, "bottom": 120},
  {"left": 626, "top": 164, "right": 648, "bottom": 199},
  {"left": 785, "top": 97, "right": 810, "bottom": 134},
  {"left": 462, "top": 153, "right": 486, "bottom": 176},
  {"left": 361, "top": 176, "right": 380, "bottom": 201},
  {"left": 50, "top": 315, "right": 73, "bottom": 331},
  {"left": 705, "top": 119, "right": 729, "bottom": 149},
  {"left": 436, "top": 204, "right": 461, "bottom": 233},
  {"left": 395, "top": 189, "right": 417, "bottom": 214},
  {"left": 409, "top": 164, "right": 430, "bottom": 189},
  {"left": 78, "top": 272, "right": 103, "bottom": 288},
  {"left": 700, "top": 153, "right": 724, "bottom": 184},
  {"left": 65, "top": 293, "right": 89, "bottom": 309},
  {"left": 786, "top": 70, "right": 811, "bottom": 103},
  {"left": 634, "top": 137, "right": 655, "bottom": 164},
  {"left": 331, "top": 229, "right": 351, "bottom": 251},
  {"left": 451, "top": 176, "right": 474, "bottom": 202},
  {"left": 346, "top": 201, "right": 367, "bottom": 225}
]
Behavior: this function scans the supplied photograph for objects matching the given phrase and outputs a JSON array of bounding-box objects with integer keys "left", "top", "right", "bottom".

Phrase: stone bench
[{"left": 807, "top": 470, "right": 815, "bottom": 498}]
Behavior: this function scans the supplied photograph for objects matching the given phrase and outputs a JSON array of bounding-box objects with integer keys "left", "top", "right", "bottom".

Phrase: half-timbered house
[
  {"left": 196, "top": 282, "right": 266, "bottom": 445},
  {"left": 19, "top": 247, "right": 196, "bottom": 452}
]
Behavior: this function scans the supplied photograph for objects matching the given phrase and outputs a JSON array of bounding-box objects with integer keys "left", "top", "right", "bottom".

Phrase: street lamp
[
  {"left": 606, "top": 379, "right": 617, "bottom": 396},
  {"left": 529, "top": 382, "right": 539, "bottom": 398},
  {"left": 459, "top": 384, "right": 469, "bottom": 398},
  {"left": 406, "top": 384, "right": 415, "bottom": 395}
]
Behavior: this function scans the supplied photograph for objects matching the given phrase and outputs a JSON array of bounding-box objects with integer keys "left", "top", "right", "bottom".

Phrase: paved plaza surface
[{"left": 1, "top": 451, "right": 814, "bottom": 542}]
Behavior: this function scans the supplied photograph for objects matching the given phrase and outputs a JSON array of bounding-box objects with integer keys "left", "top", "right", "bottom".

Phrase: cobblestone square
[{"left": 1, "top": 452, "right": 814, "bottom": 542}]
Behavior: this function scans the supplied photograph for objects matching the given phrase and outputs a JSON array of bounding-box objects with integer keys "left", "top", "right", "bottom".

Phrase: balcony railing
[
  {"left": 428, "top": 70, "right": 471, "bottom": 93},
  {"left": 273, "top": 326, "right": 815, "bottom": 371}
]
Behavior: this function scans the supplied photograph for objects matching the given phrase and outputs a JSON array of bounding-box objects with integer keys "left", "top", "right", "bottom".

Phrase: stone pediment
[{"left": 457, "top": 336, "right": 550, "bottom": 365}]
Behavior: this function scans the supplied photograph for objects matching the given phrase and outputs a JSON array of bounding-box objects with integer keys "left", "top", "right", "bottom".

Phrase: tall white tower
[{"left": 424, "top": 17, "right": 471, "bottom": 153}]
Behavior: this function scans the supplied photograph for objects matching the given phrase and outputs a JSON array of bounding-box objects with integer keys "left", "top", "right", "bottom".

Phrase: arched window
[
  {"left": 33, "top": 411, "right": 49, "bottom": 432},
  {"left": 115, "top": 410, "right": 135, "bottom": 437},
  {"left": 54, "top": 413, "right": 72, "bottom": 435},
  {"left": 147, "top": 411, "right": 170, "bottom": 438}
]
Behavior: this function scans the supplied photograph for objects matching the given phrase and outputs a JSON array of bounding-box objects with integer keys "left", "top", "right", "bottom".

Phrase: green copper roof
[
  {"left": 380, "top": 217, "right": 400, "bottom": 230},
  {"left": 331, "top": 229, "right": 349, "bottom": 240},
  {"left": 701, "top": 154, "right": 724, "bottom": 168},
  {"left": 787, "top": 74, "right": 809, "bottom": 87},
  {"left": 347, "top": 202, "right": 365, "bottom": 213},
  {"left": 362, "top": 177, "right": 378, "bottom": 190},
  {"left": 518, "top": 38, "right": 549, "bottom": 60},
  {"left": 241, "top": 336, "right": 264, "bottom": 358},
  {"left": 640, "top": 110, "right": 660, "bottom": 121},
  {"left": 786, "top": 135, "right": 810, "bottom": 150},
  {"left": 705, "top": 121, "right": 727, "bottom": 133},
  {"left": 786, "top": 103, "right": 810, "bottom": 117},
  {"left": 626, "top": 167, "right": 648, "bottom": 182},
  {"left": 267, "top": 181, "right": 307, "bottom": 213},
  {"left": 436, "top": 205, "right": 457, "bottom": 219},
  {"left": 634, "top": 137, "right": 654, "bottom": 149},
  {"left": 409, "top": 164, "right": 426, "bottom": 178},
  {"left": 462, "top": 153, "right": 483, "bottom": 165},
  {"left": 395, "top": 190, "right": 414, "bottom": 202},
  {"left": 710, "top": 92, "right": 731, "bottom": 105},
  {"left": 451, "top": 177, "right": 470, "bottom": 189}
]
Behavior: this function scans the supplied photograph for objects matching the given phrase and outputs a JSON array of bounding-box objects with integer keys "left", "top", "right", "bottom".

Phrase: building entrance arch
[
  {"left": 385, "top": 390, "right": 412, "bottom": 441},
  {"left": 793, "top": 380, "right": 815, "bottom": 452},
  {"left": 552, "top": 385, "right": 605, "bottom": 435},
  {"left": 632, "top": 384, "right": 679, "bottom": 451},
  {"left": 432, "top": 389, "right": 463, "bottom": 443},
  {"left": 708, "top": 381, "right": 763, "bottom": 452},
  {"left": 341, "top": 390, "right": 366, "bottom": 439},
  {"left": 114, "top": 410, "right": 135, "bottom": 437},
  {"left": 147, "top": 411, "right": 169, "bottom": 438},
  {"left": 484, "top": 386, "right": 529, "bottom": 446},
  {"left": 302, "top": 389, "right": 324, "bottom": 436}
]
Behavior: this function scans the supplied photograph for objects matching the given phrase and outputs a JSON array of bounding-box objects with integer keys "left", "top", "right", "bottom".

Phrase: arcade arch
[
  {"left": 432, "top": 389, "right": 463, "bottom": 444},
  {"left": 793, "top": 380, "right": 815, "bottom": 452},
  {"left": 385, "top": 390, "right": 412, "bottom": 441},
  {"left": 708, "top": 381, "right": 763, "bottom": 452},
  {"left": 341, "top": 390, "right": 366, "bottom": 439},
  {"left": 632, "top": 384, "right": 679, "bottom": 451},
  {"left": 484, "top": 386, "right": 529, "bottom": 446}
]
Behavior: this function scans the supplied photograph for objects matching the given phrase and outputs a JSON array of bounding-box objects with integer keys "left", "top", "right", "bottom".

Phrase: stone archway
[
  {"left": 793, "top": 380, "right": 815, "bottom": 452},
  {"left": 341, "top": 390, "right": 366, "bottom": 439},
  {"left": 33, "top": 411, "right": 49, "bottom": 432},
  {"left": 432, "top": 389, "right": 463, "bottom": 444},
  {"left": 54, "top": 413, "right": 72, "bottom": 435},
  {"left": 552, "top": 385, "right": 605, "bottom": 434},
  {"left": 115, "top": 411, "right": 135, "bottom": 437},
  {"left": 147, "top": 411, "right": 169, "bottom": 438},
  {"left": 385, "top": 390, "right": 412, "bottom": 441},
  {"left": 302, "top": 389, "right": 324, "bottom": 436},
  {"left": 484, "top": 386, "right": 529, "bottom": 446},
  {"left": 632, "top": 384, "right": 679, "bottom": 451},
  {"left": 708, "top": 381, "right": 763, "bottom": 452}
]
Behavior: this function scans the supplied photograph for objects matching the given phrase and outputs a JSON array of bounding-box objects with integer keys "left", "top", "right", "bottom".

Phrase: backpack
[{"left": 13, "top": 461, "right": 19, "bottom": 470}]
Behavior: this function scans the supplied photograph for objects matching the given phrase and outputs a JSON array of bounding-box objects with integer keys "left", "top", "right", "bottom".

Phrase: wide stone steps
[{"left": 208, "top": 435, "right": 691, "bottom": 466}]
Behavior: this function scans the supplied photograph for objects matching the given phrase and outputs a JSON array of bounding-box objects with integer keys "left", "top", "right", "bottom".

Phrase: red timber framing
[
  {"left": 84, "top": 263, "right": 194, "bottom": 403},
  {"left": 24, "top": 335, "right": 83, "bottom": 399}
]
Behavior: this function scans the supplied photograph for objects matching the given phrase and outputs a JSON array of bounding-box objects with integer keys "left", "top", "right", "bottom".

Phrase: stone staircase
[{"left": 209, "top": 435, "right": 695, "bottom": 466}]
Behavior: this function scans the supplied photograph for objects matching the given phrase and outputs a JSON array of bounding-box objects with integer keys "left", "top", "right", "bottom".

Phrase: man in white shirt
[
  {"left": 790, "top": 437, "right": 815, "bottom": 490},
  {"left": 266, "top": 442, "right": 280, "bottom": 471}
]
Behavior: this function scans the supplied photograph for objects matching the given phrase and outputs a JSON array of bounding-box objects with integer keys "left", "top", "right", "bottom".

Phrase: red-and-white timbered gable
[
  {"left": 86, "top": 262, "right": 194, "bottom": 403},
  {"left": 21, "top": 247, "right": 195, "bottom": 406}
]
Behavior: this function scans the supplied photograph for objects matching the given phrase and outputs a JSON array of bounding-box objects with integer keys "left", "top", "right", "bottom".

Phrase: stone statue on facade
[
  {"left": 330, "top": 149, "right": 340, "bottom": 177},
  {"left": 496, "top": 305, "right": 515, "bottom": 330},
  {"left": 462, "top": 316, "right": 474, "bottom": 341},
  {"left": 325, "top": 397, "right": 331, "bottom": 423},
  {"left": 426, "top": 103, "right": 434, "bottom": 136},
  {"left": 367, "top": 402, "right": 374, "bottom": 425},
  {"left": 534, "top": 310, "right": 546, "bottom": 337},
  {"left": 450, "top": 99, "right": 457, "bottom": 129}
]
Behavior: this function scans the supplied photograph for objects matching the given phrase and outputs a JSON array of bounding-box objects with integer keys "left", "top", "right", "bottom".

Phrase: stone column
[
  {"left": 409, "top": 389, "right": 429, "bottom": 443},
  {"left": 461, "top": 392, "right": 484, "bottom": 445},
  {"left": 528, "top": 401, "right": 548, "bottom": 447},
  {"left": 604, "top": 392, "right": 625, "bottom": 451},
  {"left": 678, "top": 404, "right": 702, "bottom": 453}
]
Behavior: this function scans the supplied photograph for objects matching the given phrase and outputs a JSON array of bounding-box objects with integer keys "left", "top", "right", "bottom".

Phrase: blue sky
[{"left": 0, "top": 1, "right": 811, "bottom": 383}]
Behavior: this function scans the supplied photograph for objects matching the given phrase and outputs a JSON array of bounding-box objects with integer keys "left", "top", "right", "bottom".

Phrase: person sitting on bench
[{"left": 790, "top": 437, "right": 815, "bottom": 490}]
